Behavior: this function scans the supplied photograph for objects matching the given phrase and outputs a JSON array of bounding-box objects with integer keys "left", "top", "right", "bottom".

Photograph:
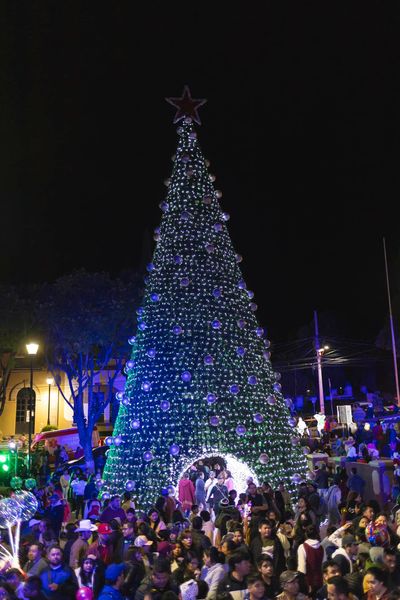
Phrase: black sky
[{"left": 1, "top": 3, "right": 400, "bottom": 344}]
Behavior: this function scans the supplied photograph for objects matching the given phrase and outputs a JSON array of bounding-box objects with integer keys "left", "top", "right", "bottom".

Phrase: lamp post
[
  {"left": 313, "top": 311, "right": 330, "bottom": 415},
  {"left": 46, "top": 377, "right": 54, "bottom": 425},
  {"left": 26, "top": 342, "right": 39, "bottom": 475}
]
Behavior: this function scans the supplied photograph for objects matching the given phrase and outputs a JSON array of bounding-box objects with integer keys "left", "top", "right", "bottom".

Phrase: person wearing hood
[
  {"left": 297, "top": 524, "right": 324, "bottom": 595},
  {"left": 178, "top": 473, "right": 195, "bottom": 517}
]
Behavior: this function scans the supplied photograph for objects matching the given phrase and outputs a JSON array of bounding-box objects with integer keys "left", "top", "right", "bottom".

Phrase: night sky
[{"left": 1, "top": 4, "right": 400, "bottom": 346}]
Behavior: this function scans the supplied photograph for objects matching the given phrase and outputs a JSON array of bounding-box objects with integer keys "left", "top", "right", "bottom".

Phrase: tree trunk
[
  {"left": 82, "top": 435, "right": 95, "bottom": 474},
  {"left": 75, "top": 407, "right": 95, "bottom": 474}
]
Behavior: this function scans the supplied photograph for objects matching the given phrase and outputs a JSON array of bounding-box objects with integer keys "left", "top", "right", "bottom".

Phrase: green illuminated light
[{"left": 0, "top": 455, "right": 7, "bottom": 463}]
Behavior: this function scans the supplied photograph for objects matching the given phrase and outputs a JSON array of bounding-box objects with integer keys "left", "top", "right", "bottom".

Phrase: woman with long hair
[
  {"left": 74, "top": 555, "right": 104, "bottom": 599},
  {"left": 147, "top": 507, "right": 167, "bottom": 537},
  {"left": 294, "top": 497, "right": 316, "bottom": 526}
]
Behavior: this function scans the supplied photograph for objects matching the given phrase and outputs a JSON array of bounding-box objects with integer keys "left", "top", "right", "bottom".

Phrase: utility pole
[
  {"left": 383, "top": 238, "right": 400, "bottom": 407},
  {"left": 328, "top": 377, "right": 334, "bottom": 417},
  {"left": 314, "top": 310, "right": 325, "bottom": 415}
]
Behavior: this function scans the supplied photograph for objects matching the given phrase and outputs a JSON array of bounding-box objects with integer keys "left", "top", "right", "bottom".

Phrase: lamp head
[
  {"left": 46, "top": 377, "right": 54, "bottom": 385},
  {"left": 26, "top": 343, "right": 39, "bottom": 355}
]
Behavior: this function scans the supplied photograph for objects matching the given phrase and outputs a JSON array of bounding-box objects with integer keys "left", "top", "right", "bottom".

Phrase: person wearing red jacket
[{"left": 178, "top": 472, "right": 195, "bottom": 516}]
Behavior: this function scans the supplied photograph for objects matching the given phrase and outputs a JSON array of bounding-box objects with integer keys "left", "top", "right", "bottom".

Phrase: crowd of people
[
  {"left": 0, "top": 451, "right": 400, "bottom": 600},
  {"left": 1, "top": 416, "right": 400, "bottom": 600}
]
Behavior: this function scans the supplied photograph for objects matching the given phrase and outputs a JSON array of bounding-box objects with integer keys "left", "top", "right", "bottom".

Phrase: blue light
[
  {"left": 236, "top": 424, "right": 246, "bottom": 436},
  {"left": 170, "top": 444, "right": 180, "bottom": 456}
]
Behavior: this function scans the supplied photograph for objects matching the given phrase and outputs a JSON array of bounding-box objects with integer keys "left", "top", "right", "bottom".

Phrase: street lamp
[
  {"left": 26, "top": 342, "right": 39, "bottom": 475},
  {"left": 46, "top": 377, "right": 54, "bottom": 425}
]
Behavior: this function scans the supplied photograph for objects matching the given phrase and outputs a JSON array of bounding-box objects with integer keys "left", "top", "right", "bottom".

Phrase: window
[{"left": 16, "top": 388, "right": 34, "bottom": 434}]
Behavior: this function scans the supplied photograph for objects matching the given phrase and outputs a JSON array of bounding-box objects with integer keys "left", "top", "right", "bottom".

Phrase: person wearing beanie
[
  {"left": 98, "top": 563, "right": 125, "bottom": 600},
  {"left": 332, "top": 534, "right": 360, "bottom": 575}
]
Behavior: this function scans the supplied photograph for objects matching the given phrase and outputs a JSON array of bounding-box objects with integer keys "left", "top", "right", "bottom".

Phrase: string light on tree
[{"left": 102, "top": 86, "right": 307, "bottom": 506}]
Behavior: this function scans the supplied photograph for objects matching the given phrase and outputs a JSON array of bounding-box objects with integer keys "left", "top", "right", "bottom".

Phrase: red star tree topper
[{"left": 166, "top": 85, "right": 207, "bottom": 125}]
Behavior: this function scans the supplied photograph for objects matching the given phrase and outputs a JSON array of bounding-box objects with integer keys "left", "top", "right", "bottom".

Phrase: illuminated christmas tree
[{"left": 102, "top": 87, "right": 307, "bottom": 507}]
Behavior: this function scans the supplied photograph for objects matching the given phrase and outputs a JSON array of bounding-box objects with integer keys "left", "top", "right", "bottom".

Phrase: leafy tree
[{"left": 36, "top": 269, "right": 142, "bottom": 471}]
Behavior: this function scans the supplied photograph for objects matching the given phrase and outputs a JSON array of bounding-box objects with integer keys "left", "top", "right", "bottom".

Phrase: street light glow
[
  {"left": 26, "top": 343, "right": 39, "bottom": 355},
  {"left": 46, "top": 377, "right": 54, "bottom": 385}
]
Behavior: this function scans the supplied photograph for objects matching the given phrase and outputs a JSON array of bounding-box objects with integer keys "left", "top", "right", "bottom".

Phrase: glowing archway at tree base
[{"left": 175, "top": 451, "right": 260, "bottom": 495}]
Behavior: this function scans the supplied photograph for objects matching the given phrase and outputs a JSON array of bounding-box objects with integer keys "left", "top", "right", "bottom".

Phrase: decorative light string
[{"left": 102, "top": 118, "right": 307, "bottom": 508}]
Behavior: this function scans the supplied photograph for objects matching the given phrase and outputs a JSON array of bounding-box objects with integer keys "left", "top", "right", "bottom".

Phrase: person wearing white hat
[{"left": 69, "top": 519, "right": 98, "bottom": 569}]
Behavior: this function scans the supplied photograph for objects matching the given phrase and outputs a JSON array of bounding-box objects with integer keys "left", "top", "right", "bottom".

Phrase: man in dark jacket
[
  {"left": 249, "top": 519, "right": 286, "bottom": 578},
  {"left": 40, "top": 545, "right": 78, "bottom": 600},
  {"left": 135, "top": 558, "right": 178, "bottom": 600},
  {"left": 217, "top": 551, "right": 252, "bottom": 594},
  {"left": 205, "top": 474, "right": 229, "bottom": 516},
  {"left": 44, "top": 495, "right": 64, "bottom": 538},
  {"left": 190, "top": 516, "right": 211, "bottom": 559},
  {"left": 115, "top": 520, "right": 136, "bottom": 562}
]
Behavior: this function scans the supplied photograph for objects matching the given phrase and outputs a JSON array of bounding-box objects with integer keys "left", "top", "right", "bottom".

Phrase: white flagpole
[{"left": 383, "top": 237, "right": 400, "bottom": 407}]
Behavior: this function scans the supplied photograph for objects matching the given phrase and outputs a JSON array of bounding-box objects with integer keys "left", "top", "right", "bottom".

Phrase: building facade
[{"left": 0, "top": 360, "right": 124, "bottom": 441}]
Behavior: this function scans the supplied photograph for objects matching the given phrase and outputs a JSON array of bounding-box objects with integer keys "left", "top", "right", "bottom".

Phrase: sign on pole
[{"left": 337, "top": 404, "right": 353, "bottom": 426}]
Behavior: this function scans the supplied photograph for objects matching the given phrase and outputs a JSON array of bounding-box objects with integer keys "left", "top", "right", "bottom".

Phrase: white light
[
  {"left": 26, "top": 343, "right": 39, "bottom": 355},
  {"left": 46, "top": 377, "right": 54, "bottom": 385},
  {"left": 175, "top": 451, "right": 259, "bottom": 494}
]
